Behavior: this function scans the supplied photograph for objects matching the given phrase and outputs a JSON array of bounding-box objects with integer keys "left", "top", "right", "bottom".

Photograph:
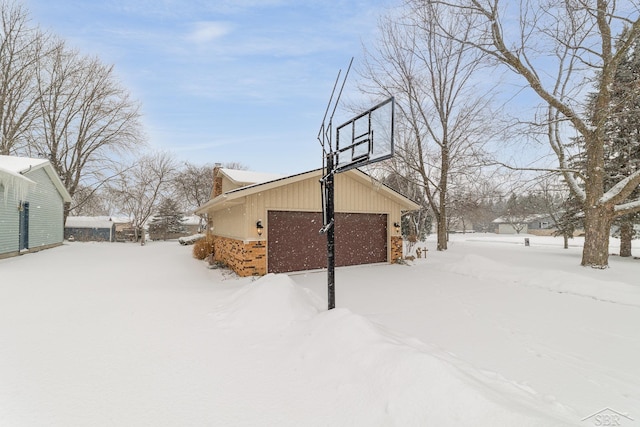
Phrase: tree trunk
[
  {"left": 436, "top": 216, "right": 447, "bottom": 251},
  {"left": 563, "top": 234, "right": 569, "bottom": 249},
  {"left": 437, "top": 146, "right": 449, "bottom": 251},
  {"left": 581, "top": 205, "right": 613, "bottom": 268},
  {"left": 620, "top": 220, "right": 633, "bottom": 257},
  {"left": 437, "top": 183, "right": 448, "bottom": 251},
  {"left": 63, "top": 202, "right": 71, "bottom": 226}
]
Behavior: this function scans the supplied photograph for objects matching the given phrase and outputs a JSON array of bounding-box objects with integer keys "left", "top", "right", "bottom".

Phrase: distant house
[
  {"left": 183, "top": 215, "right": 205, "bottom": 235},
  {"left": 526, "top": 214, "right": 558, "bottom": 235},
  {"left": 492, "top": 214, "right": 557, "bottom": 235},
  {"left": 65, "top": 216, "right": 116, "bottom": 242},
  {"left": 148, "top": 214, "right": 201, "bottom": 241},
  {"left": 0, "top": 155, "right": 72, "bottom": 259},
  {"left": 195, "top": 167, "right": 420, "bottom": 277},
  {"left": 111, "top": 217, "right": 134, "bottom": 242}
]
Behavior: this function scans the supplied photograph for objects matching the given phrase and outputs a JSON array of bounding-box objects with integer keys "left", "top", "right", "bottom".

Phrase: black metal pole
[{"left": 326, "top": 153, "right": 336, "bottom": 310}]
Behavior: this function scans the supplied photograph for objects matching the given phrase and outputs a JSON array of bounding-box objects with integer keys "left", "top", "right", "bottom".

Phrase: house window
[{"left": 540, "top": 221, "right": 549, "bottom": 228}]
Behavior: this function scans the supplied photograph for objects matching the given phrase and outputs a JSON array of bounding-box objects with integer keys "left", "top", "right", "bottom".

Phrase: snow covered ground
[{"left": 0, "top": 234, "right": 638, "bottom": 426}]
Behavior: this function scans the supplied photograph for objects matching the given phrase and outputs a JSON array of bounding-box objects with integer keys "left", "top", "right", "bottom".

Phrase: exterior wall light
[
  {"left": 256, "top": 220, "right": 264, "bottom": 236},
  {"left": 393, "top": 222, "right": 401, "bottom": 234}
]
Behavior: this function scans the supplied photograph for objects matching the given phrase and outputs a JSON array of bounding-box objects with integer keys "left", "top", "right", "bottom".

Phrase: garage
[
  {"left": 195, "top": 167, "right": 419, "bottom": 277},
  {"left": 267, "top": 210, "right": 388, "bottom": 274}
]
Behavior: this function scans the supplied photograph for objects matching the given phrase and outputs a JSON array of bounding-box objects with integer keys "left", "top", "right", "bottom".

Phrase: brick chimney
[{"left": 212, "top": 163, "right": 223, "bottom": 198}]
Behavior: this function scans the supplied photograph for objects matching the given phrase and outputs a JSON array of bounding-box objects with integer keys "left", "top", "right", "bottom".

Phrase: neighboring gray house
[
  {"left": 0, "top": 155, "right": 72, "bottom": 259},
  {"left": 527, "top": 214, "right": 557, "bottom": 233},
  {"left": 65, "top": 216, "right": 116, "bottom": 242}
]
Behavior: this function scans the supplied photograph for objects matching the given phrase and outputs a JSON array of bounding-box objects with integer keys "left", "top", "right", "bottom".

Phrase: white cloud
[{"left": 186, "top": 21, "right": 233, "bottom": 44}]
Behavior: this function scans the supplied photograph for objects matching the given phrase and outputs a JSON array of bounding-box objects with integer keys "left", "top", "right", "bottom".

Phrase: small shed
[
  {"left": 195, "top": 167, "right": 420, "bottom": 277},
  {"left": 65, "top": 216, "right": 116, "bottom": 242},
  {"left": 0, "top": 155, "right": 72, "bottom": 259}
]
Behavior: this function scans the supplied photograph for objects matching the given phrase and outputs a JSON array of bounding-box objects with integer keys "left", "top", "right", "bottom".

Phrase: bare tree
[
  {"left": 501, "top": 193, "right": 533, "bottom": 234},
  {"left": 381, "top": 168, "right": 432, "bottom": 253},
  {"left": 0, "top": 1, "right": 49, "bottom": 154},
  {"left": 533, "top": 177, "right": 575, "bottom": 249},
  {"left": 172, "top": 162, "right": 221, "bottom": 214},
  {"left": 360, "top": 2, "right": 494, "bottom": 251},
  {"left": 26, "top": 40, "right": 144, "bottom": 218},
  {"left": 110, "top": 152, "right": 176, "bottom": 245},
  {"left": 429, "top": 0, "right": 640, "bottom": 267},
  {"left": 70, "top": 184, "right": 109, "bottom": 216}
]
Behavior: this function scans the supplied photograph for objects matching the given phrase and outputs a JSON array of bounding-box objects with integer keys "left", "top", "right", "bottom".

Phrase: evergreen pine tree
[
  {"left": 149, "top": 198, "right": 185, "bottom": 240},
  {"left": 570, "top": 26, "right": 640, "bottom": 256},
  {"left": 602, "top": 27, "right": 640, "bottom": 256},
  {"left": 605, "top": 29, "right": 640, "bottom": 256}
]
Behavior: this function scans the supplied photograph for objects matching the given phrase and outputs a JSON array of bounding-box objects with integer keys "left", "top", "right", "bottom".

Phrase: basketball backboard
[{"left": 335, "top": 97, "right": 394, "bottom": 173}]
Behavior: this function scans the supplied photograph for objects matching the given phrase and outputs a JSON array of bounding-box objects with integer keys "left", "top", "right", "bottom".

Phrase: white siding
[
  {"left": 245, "top": 173, "right": 403, "bottom": 234},
  {"left": 209, "top": 202, "right": 247, "bottom": 239},
  {"left": 497, "top": 223, "right": 529, "bottom": 234}
]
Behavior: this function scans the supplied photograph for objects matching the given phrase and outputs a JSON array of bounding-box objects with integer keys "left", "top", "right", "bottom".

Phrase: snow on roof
[
  {"left": 0, "top": 165, "right": 36, "bottom": 205},
  {"left": 183, "top": 215, "right": 203, "bottom": 225},
  {"left": 0, "top": 155, "right": 49, "bottom": 173},
  {"left": 65, "top": 216, "right": 114, "bottom": 229},
  {"left": 492, "top": 214, "right": 554, "bottom": 224},
  {"left": 109, "top": 216, "right": 132, "bottom": 224},
  {"left": 0, "top": 155, "right": 71, "bottom": 203},
  {"left": 221, "top": 168, "right": 284, "bottom": 185}
]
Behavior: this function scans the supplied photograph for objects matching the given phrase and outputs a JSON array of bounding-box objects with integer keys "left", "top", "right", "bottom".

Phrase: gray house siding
[
  {"left": 0, "top": 183, "right": 20, "bottom": 255},
  {"left": 1, "top": 160, "right": 69, "bottom": 259},
  {"left": 528, "top": 216, "right": 555, "bottom": 230},
  {"left": 23, "top": 168, "right": 65, "bottom": 250},
  {"left": 65, "top": 225, "right": 115, "bottom": 242}
]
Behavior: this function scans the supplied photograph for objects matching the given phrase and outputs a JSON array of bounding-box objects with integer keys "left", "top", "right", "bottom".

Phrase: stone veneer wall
[
  {"left": 213, "top": 234, "right": 402, "bottom": 275},
  {"left": 390, "top": 236, "right": 403, "bottom": 263},
  {"left": 213, "top": 235, "right": 266, "bottom": 277}
]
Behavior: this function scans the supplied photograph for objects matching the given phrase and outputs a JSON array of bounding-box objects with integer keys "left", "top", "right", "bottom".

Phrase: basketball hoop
[{"left": 316, "top": 59, "right": 395, "bottom": 310}]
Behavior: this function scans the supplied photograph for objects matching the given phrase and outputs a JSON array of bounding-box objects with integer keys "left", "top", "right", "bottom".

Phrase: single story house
[
  {"left": 0, "top": 155, "right": 72, "bottom": 259},
  {"left": 195, "top": 167, "right": 420, "bottom": 276},
  {"left": 183, "top": 215, "right": 205, "bottom": 235},
  {"left": 492, "top": 214, "right": 557, "bottom": 235},
  {"left": 65, "top": 216, "right": 116, "bottom": 242}
]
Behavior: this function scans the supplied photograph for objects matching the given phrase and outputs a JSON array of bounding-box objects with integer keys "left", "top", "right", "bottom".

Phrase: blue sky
[{"left": 24, "top": 0, "right": 395, "bottom": 174}]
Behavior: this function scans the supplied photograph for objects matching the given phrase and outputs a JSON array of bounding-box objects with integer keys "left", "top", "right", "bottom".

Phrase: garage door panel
[
  {"left": 268, "top": 211, "right": 325, "bottom": 274},
  {"left": 335, "top": 213, "right": 387, "bottom": 266},
  {"left": 268, "top": 211, "right": 387, "bottom": 274}
]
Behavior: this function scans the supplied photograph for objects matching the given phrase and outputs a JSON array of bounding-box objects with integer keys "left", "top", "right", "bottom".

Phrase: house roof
[
  {"left": 0, "top": 155, "right": 72, "bottom": 203},
  {"left": 183, "top": 215, "right": 203, "bottom": 225},
  {"left": 195, "top": 168, "right": 420, "bottom": 214},
  {"left": 0, "top": 155, "right": 49, "bottom": 172},
  {"left": 146, "top": 214, "right": 202, "bottom": 225},
  {"left": 65, "top": 216, "right": 114, "bottom": 229},
  {"left": 492, "top": 214, "right": 554, "bottom": 224},
  {"left": 0, "top": 164, "right": 36, "bottom": 204},
  {"left": 220, "top": 168, "right": 284, "bottom": 186},
  {"left": 109, "top": 216, "right": 133, "bottom": 224}
]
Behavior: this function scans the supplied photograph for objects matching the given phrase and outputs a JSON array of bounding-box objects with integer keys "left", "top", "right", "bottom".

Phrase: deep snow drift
[{"left": 1, "top": 234, "right": 638, "bottom": 426}]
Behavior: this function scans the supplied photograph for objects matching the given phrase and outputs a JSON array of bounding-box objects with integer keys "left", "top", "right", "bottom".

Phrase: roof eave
[
  {"left": 197, "top": 167, "right": 421, "bottom": 213},
  {"left": 195, "top": 194, "right": 245, "bottom": 214}
]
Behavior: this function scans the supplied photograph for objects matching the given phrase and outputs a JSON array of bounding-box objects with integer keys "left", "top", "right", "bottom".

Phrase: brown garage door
[{"left": 267, "top": 211, "right": 387, "bottom": 274}]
